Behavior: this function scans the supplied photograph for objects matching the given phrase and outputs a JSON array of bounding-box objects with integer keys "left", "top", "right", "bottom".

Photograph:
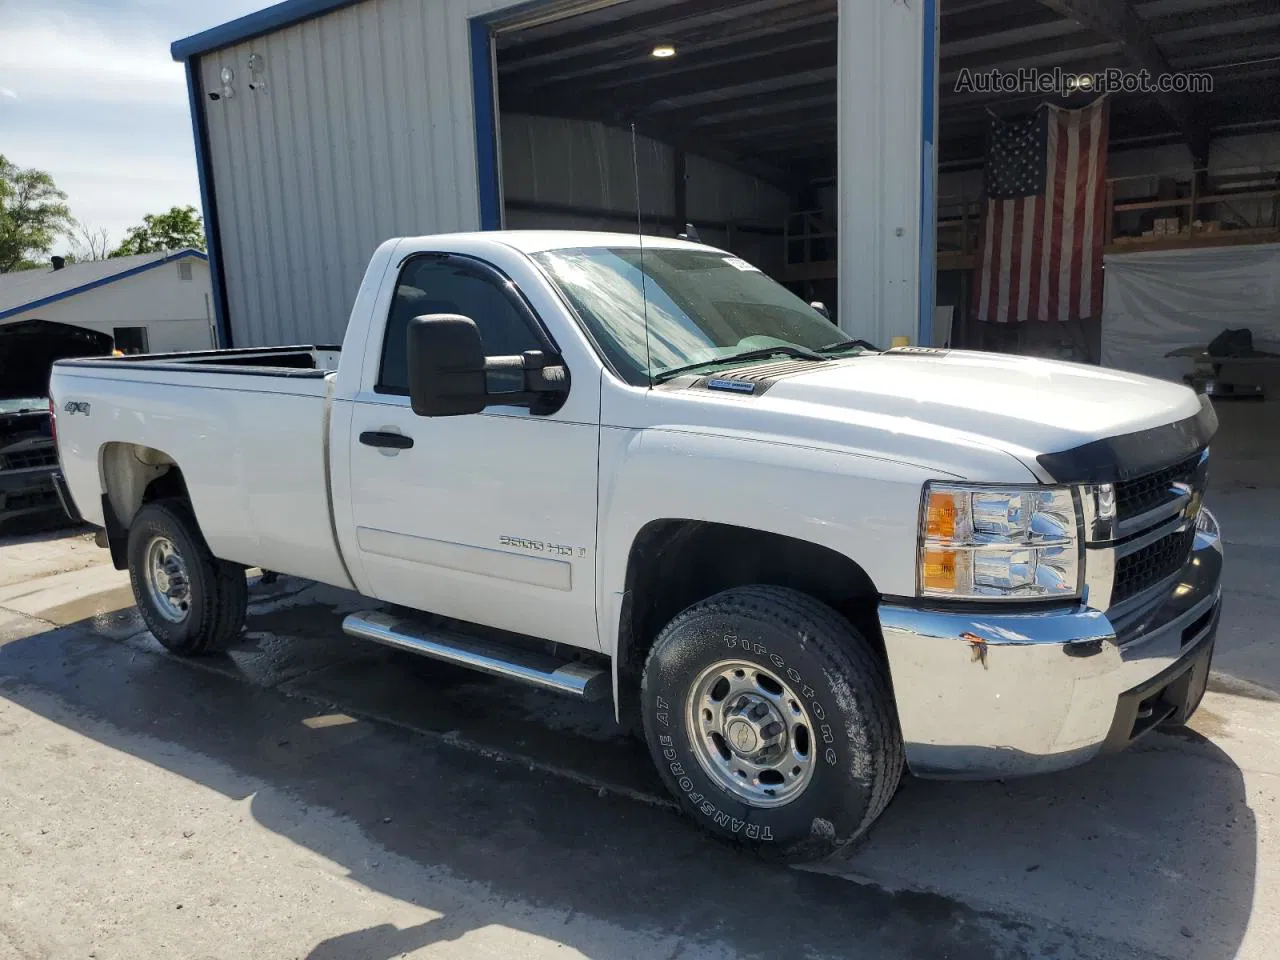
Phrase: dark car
[{"left": 0, "top": 319, "right": 114, "bottom": 529}]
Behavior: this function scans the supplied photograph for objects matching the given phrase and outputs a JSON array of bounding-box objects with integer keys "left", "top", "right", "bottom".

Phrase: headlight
[{"left": 919, "top": 483, "right": 1082, "bottom": 601}]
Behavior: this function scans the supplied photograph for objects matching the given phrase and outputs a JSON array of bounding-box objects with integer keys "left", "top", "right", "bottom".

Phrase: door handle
[{"left": 359, "top": 431, "right": 414, "bottom": 450}]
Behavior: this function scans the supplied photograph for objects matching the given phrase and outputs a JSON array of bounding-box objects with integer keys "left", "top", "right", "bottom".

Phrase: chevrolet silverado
[{"left": 49, "top": 231, "right": 1223, "bottom": 862}]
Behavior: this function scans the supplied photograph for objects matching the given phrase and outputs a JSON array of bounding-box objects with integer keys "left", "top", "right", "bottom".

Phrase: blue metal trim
[
  {"left": 470, "top": 17, "right": 502, "bottom": 231},
  {"left": 185, "top": 57, "right": 234, "bottom": 348},
  {"left": 0, "top": 251, "right": 208, "bottom": 321},
  {"left": 917, "top": 0, "right": 939, "bottom": 346},
  {"left": 172, "top": 0, "right": 363, "bottom": 60}
]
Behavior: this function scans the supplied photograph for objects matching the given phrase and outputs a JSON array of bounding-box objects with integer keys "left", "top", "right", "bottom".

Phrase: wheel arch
[
  {"left": 613, "top": 519, "right": 885, "bottom": 727},
  {"left": 98, "top": 442, "right": 192, "bottom": 569}
]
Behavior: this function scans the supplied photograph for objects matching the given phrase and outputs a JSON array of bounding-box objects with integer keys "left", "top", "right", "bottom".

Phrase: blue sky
[{"left": 0, "top": 0, "right": 265, "bottom": 253}]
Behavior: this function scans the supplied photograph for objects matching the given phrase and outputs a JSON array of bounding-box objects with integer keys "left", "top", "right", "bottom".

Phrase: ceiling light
[{"left": 652, "top": 44, "right": 677, "bottom": 59}]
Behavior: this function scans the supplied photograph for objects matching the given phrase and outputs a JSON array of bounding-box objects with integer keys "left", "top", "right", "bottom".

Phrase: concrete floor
[{"left": 0, "top": 404, "right": 1276, "bottom": 960}]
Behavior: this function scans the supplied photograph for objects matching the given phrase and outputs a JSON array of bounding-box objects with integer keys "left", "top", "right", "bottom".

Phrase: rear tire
[
  {"left": 127, "top": 499, "right": 247, "bottom": 656},
  {"left": 641, "top": 585, "right": 903, "bottom": 863}
]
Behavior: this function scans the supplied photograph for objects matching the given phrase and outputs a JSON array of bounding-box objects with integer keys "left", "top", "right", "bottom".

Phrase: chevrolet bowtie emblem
[{"left": 1172, "top": 481, "right": 1203, "bottom": 522}]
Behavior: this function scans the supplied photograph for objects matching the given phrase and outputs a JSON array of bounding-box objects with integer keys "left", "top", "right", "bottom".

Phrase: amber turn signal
[
  {"left": 921, "top": 548, "right": 958, "bottom": 592},
  {"left": 925, "top": 492, "right": 958, "bottom": 541}
]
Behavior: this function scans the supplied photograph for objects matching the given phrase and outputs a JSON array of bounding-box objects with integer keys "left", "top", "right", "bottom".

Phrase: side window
[{"left": 378, "top": 258, "right": 544, "bottom": 393}]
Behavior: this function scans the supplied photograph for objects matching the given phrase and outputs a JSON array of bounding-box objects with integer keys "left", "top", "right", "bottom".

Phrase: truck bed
[
  {"left": 67, "top": 344, "right": 342, "bottom": 376},
  {"left": 51, "top": 345, "right": 352, "bottom": 590}
]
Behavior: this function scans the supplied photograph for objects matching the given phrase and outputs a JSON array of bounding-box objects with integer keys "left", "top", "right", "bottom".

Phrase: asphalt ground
[{"left": 1, "top": 485, "right": 1277, "bottom": 959}]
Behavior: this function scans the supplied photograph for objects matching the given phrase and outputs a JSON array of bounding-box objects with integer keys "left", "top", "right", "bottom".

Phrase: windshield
[
  {"left": 0, "top": 398, "right": 47, "bottom": 415},
  {"left": 532, "top": 247, "right": 848, "bottom": 386}
]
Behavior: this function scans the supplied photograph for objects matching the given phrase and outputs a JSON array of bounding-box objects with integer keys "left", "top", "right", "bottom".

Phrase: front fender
[{"left": 595, "top": 425, "right": 944, "bottom": 658}]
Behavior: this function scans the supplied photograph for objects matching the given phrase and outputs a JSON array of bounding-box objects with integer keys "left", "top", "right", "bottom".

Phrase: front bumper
[
  {"left": 0, "top": 464, "right": 61, "bottom": 524},
  {"left": 880, "top": 511, "right": 1223, "bottom": 779}
]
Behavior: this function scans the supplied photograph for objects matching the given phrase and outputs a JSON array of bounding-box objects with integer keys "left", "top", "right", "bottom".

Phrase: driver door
[{"left": 345, "top": 253, "right": 601, "bottom": 651}]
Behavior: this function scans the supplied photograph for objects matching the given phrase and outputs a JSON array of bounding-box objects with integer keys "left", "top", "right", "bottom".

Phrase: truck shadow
[
  {"left": 0, "top": 584, "right": 1258, "bottom": 960},
  {"left": 0, "top": 515, "right": 87, "bottom": 545},
  {"left": 839, "top": 730, "right": 1258, "bottom": 958}
]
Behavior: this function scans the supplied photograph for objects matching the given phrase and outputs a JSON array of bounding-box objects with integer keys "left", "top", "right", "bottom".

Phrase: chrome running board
[{"left": 342, "top": 610, "right": 608, "bottom": 701}]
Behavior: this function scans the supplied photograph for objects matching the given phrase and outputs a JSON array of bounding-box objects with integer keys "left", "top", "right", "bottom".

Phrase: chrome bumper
[{"left": 880, "top": 510, "right": 1223, "bottom": 779}]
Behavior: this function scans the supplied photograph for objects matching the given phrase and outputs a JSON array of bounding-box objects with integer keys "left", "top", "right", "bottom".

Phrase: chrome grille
[
  {"left": 1115, "top": 453, "right": 1202, "bottom": 522},
  {"left": 1113, "top": 528, "right": 1197, "bottom": 605}
]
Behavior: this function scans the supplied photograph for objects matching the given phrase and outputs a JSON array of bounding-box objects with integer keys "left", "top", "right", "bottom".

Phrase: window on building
[
  {"left": 377, "top": 257, "right": 543, "bottom": 393},
  {"left": 113, "top": 327, "right": 150, "bottom": 355},
  {"left": 178, "top": 261, "right": 193, "bottom": 282}
]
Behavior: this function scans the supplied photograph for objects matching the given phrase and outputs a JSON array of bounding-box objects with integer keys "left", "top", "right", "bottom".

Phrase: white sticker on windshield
[{"left": 723, "top": 257, "right": 761, "bottom": 272}]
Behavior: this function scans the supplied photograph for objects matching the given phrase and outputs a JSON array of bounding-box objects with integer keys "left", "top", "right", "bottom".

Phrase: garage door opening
[{"left": 490, "top": 0, "right": 841, "bottom": 325}]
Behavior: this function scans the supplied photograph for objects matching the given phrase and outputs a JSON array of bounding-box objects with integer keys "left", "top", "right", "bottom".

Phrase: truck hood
[
  {"left": 0, "top": 319, "right": 114, "bottom": 404},
  {"left": 759, "top": 349, "right": 1211, "bottom": 481}
]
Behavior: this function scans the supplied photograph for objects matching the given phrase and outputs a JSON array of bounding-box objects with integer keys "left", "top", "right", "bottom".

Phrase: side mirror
[
  {"left": 810, "top": 301, "right": 831, "bottom": 321},
  {"left": 406, "top": 314, "right": 569, "bottom": 418},
  {"left": 407, "top": 314, "right": 488, "bottom": 417}
]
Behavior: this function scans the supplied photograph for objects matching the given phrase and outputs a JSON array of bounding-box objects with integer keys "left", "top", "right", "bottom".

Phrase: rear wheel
[
  {"left": 127, "top": 499, "right": 247, "bottom": 656},
  {"left": 641, "top": 585, "right": 903, "bottom": 863}
]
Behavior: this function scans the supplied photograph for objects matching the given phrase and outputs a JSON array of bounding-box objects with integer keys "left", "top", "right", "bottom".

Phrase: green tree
[
  {"left": 111, "top": 205, "right": 206, "bottom": 257},
  {"left": 0, "top": 154, "right": 73, "bottom": 273}
]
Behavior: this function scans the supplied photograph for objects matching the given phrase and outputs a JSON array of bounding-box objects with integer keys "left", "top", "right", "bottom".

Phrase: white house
[{"left": 0, "top": 250, "right": 216, "bottom": 354}]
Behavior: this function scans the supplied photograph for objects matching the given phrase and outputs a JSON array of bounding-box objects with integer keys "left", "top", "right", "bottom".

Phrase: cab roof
[{"left": 407, "top": 230, "right": 724, "bottom": 256}]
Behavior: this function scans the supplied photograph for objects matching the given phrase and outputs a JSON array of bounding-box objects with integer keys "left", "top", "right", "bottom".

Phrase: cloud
[
  {"left": 0, "top": 14, "right": 185, "bottom": 106},
  {"left": 0, "top": 1, "right": 266, "bottom": 255}
]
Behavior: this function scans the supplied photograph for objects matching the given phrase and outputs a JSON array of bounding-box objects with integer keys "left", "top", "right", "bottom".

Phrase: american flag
[{"left": 973, "top": 98, "right": 1110, "bottom": 324}]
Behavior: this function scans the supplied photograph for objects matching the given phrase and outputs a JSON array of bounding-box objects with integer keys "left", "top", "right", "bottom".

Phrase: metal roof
[{"left": 0, "top": 250, "right": 209, "bottom": 322}]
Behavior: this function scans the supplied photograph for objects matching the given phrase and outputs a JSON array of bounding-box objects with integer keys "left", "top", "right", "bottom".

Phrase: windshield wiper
[
  {"left": 818, "top": 338, "right": 879, "bottom": 355},
  {"left": 654, "top": 345, "right": 827, "bottom": 384}
]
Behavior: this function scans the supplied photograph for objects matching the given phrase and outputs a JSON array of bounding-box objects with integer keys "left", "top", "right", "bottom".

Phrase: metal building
[
  {"left": 170, "top": 0, "right": 934, "bottom": 350},
  {"left": 0, "top": 251, "right": 216, "bottom": 354}
]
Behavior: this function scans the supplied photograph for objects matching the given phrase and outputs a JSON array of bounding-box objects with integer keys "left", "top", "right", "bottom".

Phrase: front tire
[
  {"left": 127, "top": 499, "right": 247, "bottom": 656},
  {"left": 641, "top": 585, "right": 903, "bottom": 863}
]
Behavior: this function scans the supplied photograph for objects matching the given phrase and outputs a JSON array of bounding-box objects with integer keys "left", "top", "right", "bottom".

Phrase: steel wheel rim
[
  {"left": 685, "top": 659, "right": 817, "bottom": 808},
  {"left": 143, "top": 535, "right": 191, "bottom": 624}
]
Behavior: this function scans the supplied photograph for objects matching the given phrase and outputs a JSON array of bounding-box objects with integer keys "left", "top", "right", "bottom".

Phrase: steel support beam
[
  {"left": 838, "top": 0, "right": 936, "bottom": 345},
  {"left": 1038, "top": 0, "right": 1210, "bottom": 160}
]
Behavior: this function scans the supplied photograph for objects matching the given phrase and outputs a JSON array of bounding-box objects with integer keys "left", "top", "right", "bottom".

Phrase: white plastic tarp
[{"left": 1101, "top": 243, "right": 1280, "bottom": 380}]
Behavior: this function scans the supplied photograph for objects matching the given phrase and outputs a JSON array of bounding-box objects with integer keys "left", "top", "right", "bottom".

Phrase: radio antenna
[{"left": 630, "top": 122, "right": 654, "bottom": 389}]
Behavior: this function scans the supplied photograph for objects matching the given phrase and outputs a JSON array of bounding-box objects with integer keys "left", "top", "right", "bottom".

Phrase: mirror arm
[{"left": 481, "top": 352, "right": 569, "bottom": 397}]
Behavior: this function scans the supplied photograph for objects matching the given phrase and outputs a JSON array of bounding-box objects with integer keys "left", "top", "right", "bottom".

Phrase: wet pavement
[{"left": 2, "top": 493, "right": 1279, "bottom": 959}]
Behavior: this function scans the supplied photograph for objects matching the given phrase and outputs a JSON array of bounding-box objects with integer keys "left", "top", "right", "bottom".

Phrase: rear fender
[{"left": 98, "top": 442, "right": 181, "bottom": 569}]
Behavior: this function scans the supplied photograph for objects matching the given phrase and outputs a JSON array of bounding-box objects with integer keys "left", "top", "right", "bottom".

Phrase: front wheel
[
  {"left": 127, "top": 499, "right": 247, "bottom": 656},
  {"left": 641, "top": 586, "right": 903, "bottom": 863}
]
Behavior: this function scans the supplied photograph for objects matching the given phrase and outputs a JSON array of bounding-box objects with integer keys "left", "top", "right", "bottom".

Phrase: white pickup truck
[{"left": 50, "top": 231, "right": 1223, "bottom": 862}]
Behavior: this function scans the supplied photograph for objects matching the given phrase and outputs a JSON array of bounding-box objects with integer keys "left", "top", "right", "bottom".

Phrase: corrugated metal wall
[
  {"left": 501, "top": 114, "right": 676, "bottom": 220},
  {"left": 199, "top": 0, "right": 527, "bottom": 346},
  {"left": 500, "top": 113, "right": 791, "bottom": 274}
]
